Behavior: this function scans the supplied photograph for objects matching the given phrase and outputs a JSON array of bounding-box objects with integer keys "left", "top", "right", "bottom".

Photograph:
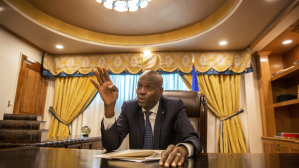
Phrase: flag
[{"left": 191, "top": 64, "right": 199, "bottom": 91}]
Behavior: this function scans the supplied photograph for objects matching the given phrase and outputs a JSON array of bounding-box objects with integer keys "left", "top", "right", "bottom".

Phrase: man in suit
[{"left": 90, "top": 67, "right": 201, "bottom": 167}]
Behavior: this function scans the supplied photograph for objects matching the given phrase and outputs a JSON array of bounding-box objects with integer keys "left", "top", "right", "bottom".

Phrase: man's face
[{"left": 136, "top": 73, "right": 163, "bottom": 111}]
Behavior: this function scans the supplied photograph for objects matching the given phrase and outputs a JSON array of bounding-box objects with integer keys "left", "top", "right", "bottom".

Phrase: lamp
[{"left": 96, "top": 0, "right": 152, "bottom": 12}]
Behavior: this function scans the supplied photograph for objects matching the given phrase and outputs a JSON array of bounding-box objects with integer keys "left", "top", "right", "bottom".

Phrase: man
[{"left": 90, "top": 66, "right": 201, "bottom": 167}]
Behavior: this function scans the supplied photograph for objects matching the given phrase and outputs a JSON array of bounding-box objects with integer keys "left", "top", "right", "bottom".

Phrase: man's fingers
[
  {"left": 93, "top": 69, "right": 103, "bottom": 85},
  {"left": 164, "top": 147, "right": 180, "bottom": 167},
  {"left": 90, "top": 78, "right": 100, "bottom": 90},
  {"left": 103, "top": 67, "right": 111, "bottom": 82},
  {"left": 177, "top": 157, "right": 185, "bottom": 167},
  {"left": 171, "top": 153, "right": 182, "bottom": 167},
  {"left": 108, "top": 85, "right": 119, "bottom": 92},
  {"left": 159, "top": 145, "right": 175, "bottom": 166},
  {"left": 97, "top": 66, "right": 107, "bottom": 83}
]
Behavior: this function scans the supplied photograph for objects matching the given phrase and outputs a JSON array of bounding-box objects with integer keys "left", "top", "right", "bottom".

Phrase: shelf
[
  {"left": 273, "top": 98, "right": 299, "bottom": 108},
  {"left": 271, "top": 64, "right": 299, "bottom": 82},
  {"left": 262, "top": 136, "right": 299, "bottom": 143}
]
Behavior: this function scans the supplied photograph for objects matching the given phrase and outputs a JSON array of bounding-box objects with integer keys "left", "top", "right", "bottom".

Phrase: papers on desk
[{"left": 93, "top": 150, "right": 163, "bottom": 162}]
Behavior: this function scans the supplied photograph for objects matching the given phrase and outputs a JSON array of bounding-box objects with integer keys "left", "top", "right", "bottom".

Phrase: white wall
[{"left": 0, "top": 29, "right": 43, "bottom": 119}]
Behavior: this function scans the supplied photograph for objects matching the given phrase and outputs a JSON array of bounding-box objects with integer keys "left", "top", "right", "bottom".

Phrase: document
[{"left": 93, "top": 150, "right": 163, "bottom": 162}]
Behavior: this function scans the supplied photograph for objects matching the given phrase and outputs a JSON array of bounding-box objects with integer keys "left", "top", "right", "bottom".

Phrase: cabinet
[
  {"left": 255, "top": 46, "right": 299, "bottom": 153},
  {"left": 262, "top": 137, "right": 299, "bottom": 153}
]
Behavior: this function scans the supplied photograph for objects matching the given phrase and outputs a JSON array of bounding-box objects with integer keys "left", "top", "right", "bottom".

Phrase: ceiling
[
  {"left": 262, "top": 19, "right": 299, "bottom": 55},
  {"left": 0, "top": 0, "right": 297, "bottom": 54}
]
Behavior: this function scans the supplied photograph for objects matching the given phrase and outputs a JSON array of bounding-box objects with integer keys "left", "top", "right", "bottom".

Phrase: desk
[{"left": 0, "top": 147, "right": 299, "bottom": 168}]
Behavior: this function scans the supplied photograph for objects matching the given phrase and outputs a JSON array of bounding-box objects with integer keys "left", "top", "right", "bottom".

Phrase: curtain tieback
[
  {"left": 49, "top": 107, "right": 69, "bottom": 125},
  {"left": 219, "top": 109, "right": 244, "bottom": 121}
]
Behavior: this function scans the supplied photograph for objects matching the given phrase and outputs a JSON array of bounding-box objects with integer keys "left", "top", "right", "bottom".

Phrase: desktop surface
[{"left": 0, "top": 147, "right": 299, "bottom": 168}]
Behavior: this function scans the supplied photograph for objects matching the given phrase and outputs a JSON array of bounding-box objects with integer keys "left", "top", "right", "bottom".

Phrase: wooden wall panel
[
  {"left": 269, "top": 55, "right": 284, "bottom": 75},
  {"left": 274, "top": 106, "right": 292, "bottom": 133},
  {"left": 254, "top": 51, "right": 277, "bottom": 137},
  {"left": 283, "top": 45, "right": 299, "bottom": 68},
  {"left": 290, "top": 104, "right": 299, "bottom": 133}
]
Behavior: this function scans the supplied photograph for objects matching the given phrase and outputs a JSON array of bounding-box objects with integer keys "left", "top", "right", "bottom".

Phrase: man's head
[{"left": 137, "top": 70, "right": 163, "bottom": 111}]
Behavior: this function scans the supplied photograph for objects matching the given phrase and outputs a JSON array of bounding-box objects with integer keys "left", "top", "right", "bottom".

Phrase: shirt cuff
[
  {"left": 103, "top": 115, "right": 116, "bottom": 130},
  {"left": 177, "top": 143, "right": 194, "bottom": 157}
]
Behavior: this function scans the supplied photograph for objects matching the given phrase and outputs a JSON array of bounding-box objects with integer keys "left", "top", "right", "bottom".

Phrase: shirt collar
[{"left": 142, "top": 101, "right": 159, "bottom": 114}]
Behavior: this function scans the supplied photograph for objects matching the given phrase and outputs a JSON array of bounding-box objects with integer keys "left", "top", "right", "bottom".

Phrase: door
[{"left": 13, "top": 55, "right": 48, "bottom": 116}]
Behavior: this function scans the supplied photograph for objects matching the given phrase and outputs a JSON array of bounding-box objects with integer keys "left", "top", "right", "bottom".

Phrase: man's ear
[{"left": 160, "top": 87, "right": 164, "bottom": 97}]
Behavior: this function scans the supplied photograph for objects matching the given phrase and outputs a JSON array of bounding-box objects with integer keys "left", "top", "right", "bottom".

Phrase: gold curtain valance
[{"left": 43, "top": 48, "right": 251, "bottom": 76}]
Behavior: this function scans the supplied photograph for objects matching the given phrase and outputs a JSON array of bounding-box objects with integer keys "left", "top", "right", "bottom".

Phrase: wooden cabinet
[
  {"left": 262, "top": 137, "right": 299, "bottom": 153},
  {"left": 255, "top": 46, "right": 299, "bottom": 153}
]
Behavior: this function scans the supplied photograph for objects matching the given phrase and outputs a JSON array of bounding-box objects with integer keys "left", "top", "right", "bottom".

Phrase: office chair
[{"left": 163, "top": 90, "right": 208, "bottom": 153}]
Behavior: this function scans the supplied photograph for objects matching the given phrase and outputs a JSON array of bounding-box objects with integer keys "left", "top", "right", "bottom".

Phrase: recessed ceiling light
[
  {"left": 144, "top": 50, "right": 151, "bottom": 55},
  {"left": 219, "top": 41, "right": 227, "bottom": 45},
  {"left": 56, "top": 45, "right": 63, "bottom": 49},
  {"left": 283, "top": 40, "right": 292, "bottom": 44},
  {"left": 96, "top": 0, "right": 102, "bottom": 3},
  {"left": 0, "top": 7, "right": 4, "bottom": 11}
]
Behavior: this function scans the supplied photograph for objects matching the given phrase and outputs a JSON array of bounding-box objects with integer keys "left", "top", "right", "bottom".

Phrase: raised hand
[{"left": 90, "top": 66, "right": 118, "bottom": 118}]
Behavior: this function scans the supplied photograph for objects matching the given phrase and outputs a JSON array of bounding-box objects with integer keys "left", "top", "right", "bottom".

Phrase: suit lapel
[
  {"left": 137, "top": 107, "right": 145, "bottom": 149},
  {"left": 153, "top": 97, "right": 165, "bottom": 149}
]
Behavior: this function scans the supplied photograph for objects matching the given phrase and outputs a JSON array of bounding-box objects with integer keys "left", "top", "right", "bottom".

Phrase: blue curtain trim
[
  {"left": 48, "top": 108, "right": 68, "bottom": 125},
  {"left": 43, "top": 66, "right": 254, "bottom": 77}
]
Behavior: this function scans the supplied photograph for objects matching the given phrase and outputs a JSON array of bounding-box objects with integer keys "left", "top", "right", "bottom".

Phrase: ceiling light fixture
[
  {"left": 56, "top": 45, "right": 63, "bottom": 49},
  {"left": 144, "top": 50, "right": 151, "bottom": 55},
  {"left": 96, "top": 0, "right": 152, "bottom": 12},
  {"left": 282, "top": 40, "right": 292, "bottom": 44},
  {"left": 219, "top": 41, "right": 227, "bottom": 45}
]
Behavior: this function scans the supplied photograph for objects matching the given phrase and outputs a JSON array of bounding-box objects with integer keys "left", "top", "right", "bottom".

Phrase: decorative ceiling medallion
[
  {"left": 96, "top": 0, "right": 151, "bottom": 12},
  {"left": 5, "top": 0, "right": 242, "bottom": 47}
]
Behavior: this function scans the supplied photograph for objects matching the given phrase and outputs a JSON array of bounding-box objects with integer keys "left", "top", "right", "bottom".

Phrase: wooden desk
[{"left": 0, "top": 147, "right": 299, "bottom": 168}]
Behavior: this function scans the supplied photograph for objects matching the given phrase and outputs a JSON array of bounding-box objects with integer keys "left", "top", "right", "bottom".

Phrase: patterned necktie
[{"left": 143, "top": 111, "right": 153, "bottom": 149}]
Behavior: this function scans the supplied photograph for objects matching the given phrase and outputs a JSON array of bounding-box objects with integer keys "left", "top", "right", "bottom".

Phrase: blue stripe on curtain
[{"left": 42, "top": 66, "right": 253, "bottom": 77}]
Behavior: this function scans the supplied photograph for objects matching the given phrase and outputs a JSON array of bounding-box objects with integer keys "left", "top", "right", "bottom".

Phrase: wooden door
[{"left": 13, "top": 55, "right": 48, "bottom": 116}]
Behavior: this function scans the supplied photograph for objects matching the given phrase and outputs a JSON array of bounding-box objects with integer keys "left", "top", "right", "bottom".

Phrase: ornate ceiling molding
[{"left": 5, "top": 0, "right": 242, "bottom": 47}]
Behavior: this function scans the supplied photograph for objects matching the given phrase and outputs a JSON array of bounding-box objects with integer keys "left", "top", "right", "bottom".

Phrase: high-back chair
[{"left": 163, "top": 90, "right": 208, "bottom": 153}]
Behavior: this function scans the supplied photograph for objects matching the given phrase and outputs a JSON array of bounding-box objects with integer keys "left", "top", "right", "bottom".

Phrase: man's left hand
[{"left": 159, "top": 144, "right": 188, "bottom": 167}]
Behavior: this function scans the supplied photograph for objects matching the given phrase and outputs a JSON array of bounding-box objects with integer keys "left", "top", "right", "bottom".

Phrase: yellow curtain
[
  {"left": 182, "top": 74, "right": 247, "bottom": 153},
  {"left": 48, "top": 76, "right": 98, "bottom": 137}
]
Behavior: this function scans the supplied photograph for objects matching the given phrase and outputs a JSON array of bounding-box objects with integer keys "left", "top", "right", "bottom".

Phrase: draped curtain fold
[
  {"left": 181, "top": 74, "right": 247, "bottom": 153},
  {"left": 48, "top": 76, "right": 98, "bottom": 137}
]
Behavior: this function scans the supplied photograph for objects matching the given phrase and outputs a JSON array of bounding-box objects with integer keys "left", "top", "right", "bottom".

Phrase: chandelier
[{"left": 96, "top": 0, "right": 152, "bottom": 12}]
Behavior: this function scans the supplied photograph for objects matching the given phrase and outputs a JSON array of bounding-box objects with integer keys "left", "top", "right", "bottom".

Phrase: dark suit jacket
[{"left": 101, "top": 95, "right": 202, "bottom": 154}]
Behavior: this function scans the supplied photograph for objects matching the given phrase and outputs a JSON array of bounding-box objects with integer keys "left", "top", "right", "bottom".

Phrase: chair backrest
[{"left": 163, "top": 90, "right": 207, "bottom": 153}]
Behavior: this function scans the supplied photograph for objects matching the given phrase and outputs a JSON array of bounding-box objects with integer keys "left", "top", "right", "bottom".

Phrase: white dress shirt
[{"left": 103, "top": 101, "right": 194, "bottom": 157}]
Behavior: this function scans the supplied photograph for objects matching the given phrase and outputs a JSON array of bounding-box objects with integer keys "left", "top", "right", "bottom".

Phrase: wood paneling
[
  {"left": 290, "top": 104, "right": 299, "bottom": 133},
  {"left": 269, "top": 55, "right": 284, "bottom": 75},
  {"left": 283, "top": 45, "right": 299, "bottom": 68},
  {"left": 262, "top": 138, "right": 299, "bottom": 154},
  {"left": 254, "top": 51, "right": 276, "bottom": 137},
  {"left": 274, "top": 106, "right": 292, "bottom": 133}
]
